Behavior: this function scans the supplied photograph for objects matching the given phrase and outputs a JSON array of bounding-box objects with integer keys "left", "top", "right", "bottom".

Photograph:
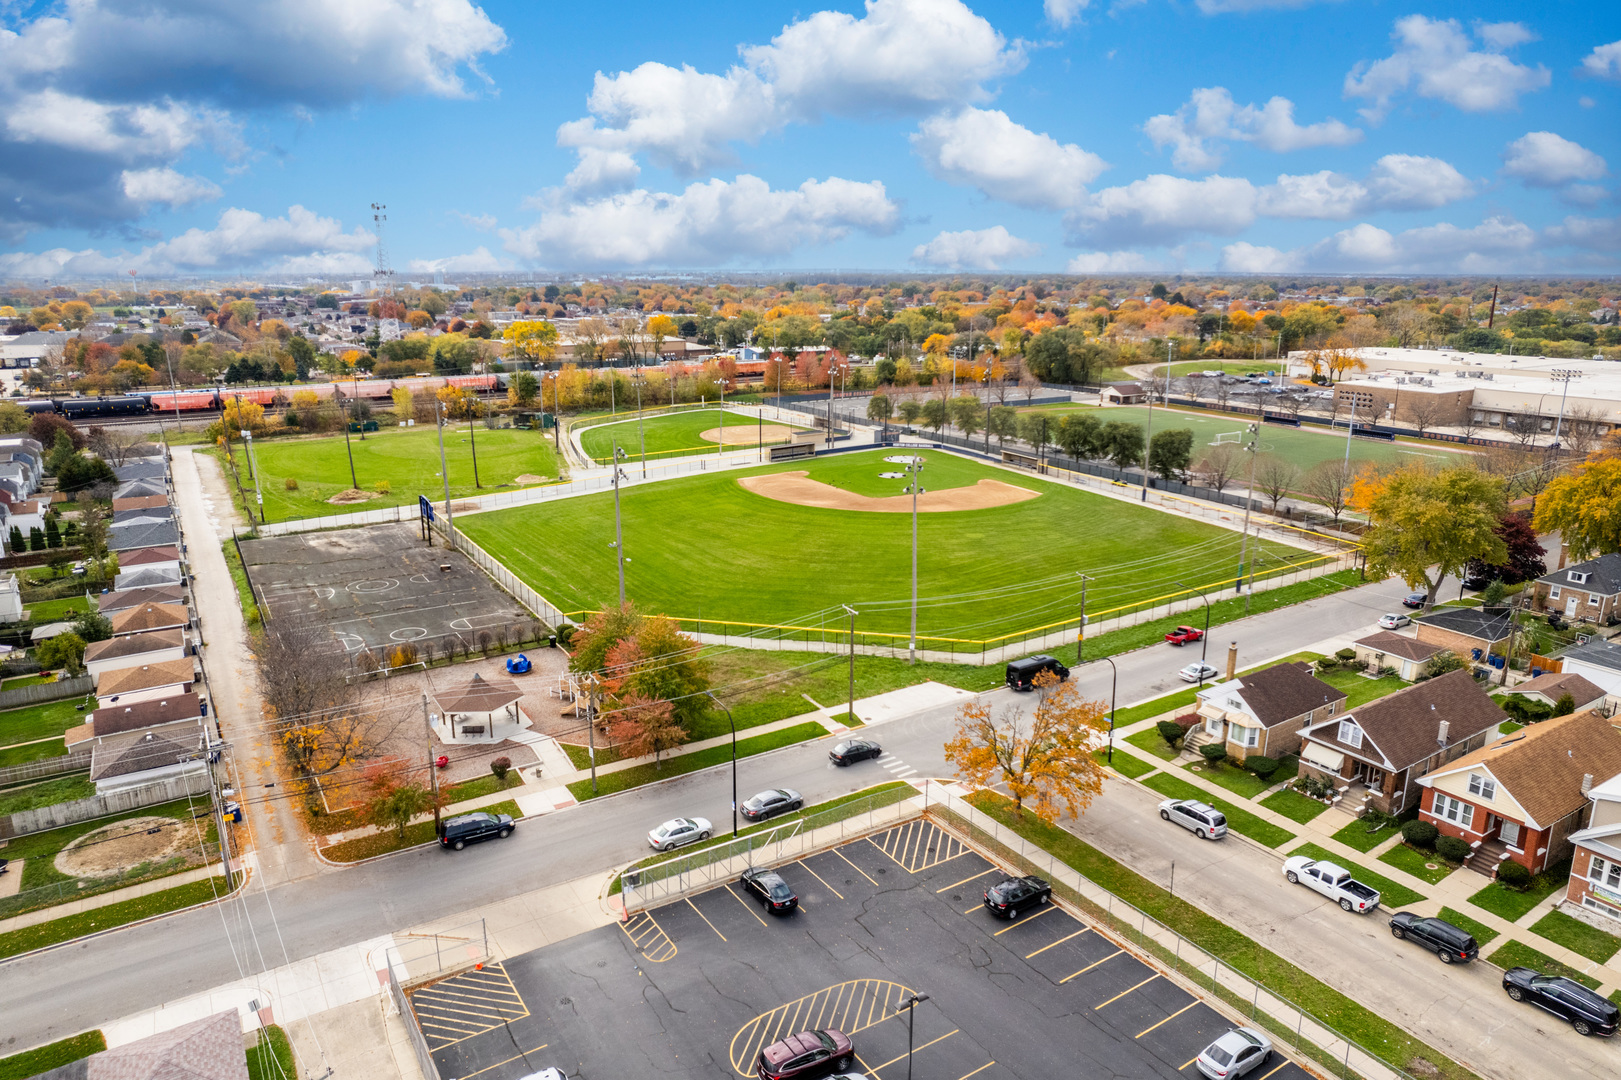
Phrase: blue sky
[{"left": 1, "top": 0, "right": 1617, "bottom": 279}]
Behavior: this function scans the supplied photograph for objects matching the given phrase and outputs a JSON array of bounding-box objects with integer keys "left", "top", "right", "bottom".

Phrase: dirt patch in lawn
[
  {"left": 738, "top": 471, "right": 1040, "bottom": 513},
  {"left": 326, "top": 489, "right": 380, "bottom": 505},
  {"left": 512, "top": 473, "right": 549, "bottom": 484},
  {"left": 55, "top": 815, "right": 205, "bottom": 877}
]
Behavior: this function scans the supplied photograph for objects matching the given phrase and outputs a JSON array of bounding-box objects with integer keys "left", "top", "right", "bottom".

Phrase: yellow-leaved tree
[
  {"left": 943, "top": 671, "right": 1109, "bottom": 822},
  {"left": 505, "top": 320, "right": 559, "bottom": 367},
  {"left": 1535, "top": 458, "right": 1621, "bottom": 560}
]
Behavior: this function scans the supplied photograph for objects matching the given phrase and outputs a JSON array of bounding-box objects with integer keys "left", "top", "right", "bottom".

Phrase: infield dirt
[{"left": 738, "top": 470, "right": 1040, "bottom": 512}]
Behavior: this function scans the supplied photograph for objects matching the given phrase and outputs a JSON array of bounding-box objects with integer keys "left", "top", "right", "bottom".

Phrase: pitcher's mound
[
  {"left": 739, "top": 471, "right": 1039, "bottom": 512},
  {"left": 700, "top": 424, "right": 808, "bottom": 446}
]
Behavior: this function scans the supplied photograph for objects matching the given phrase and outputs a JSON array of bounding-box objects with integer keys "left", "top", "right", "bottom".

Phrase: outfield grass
[
  {"left": 579, "top": 407, "right": 814, "bottom": 464},
  {"left": 214, "top": 426, "right": 561, "bottom": 521},
  {"left": 462, "top": 448, "right": 1315, "bottom": 644},
  {"left": 1138, "top": 772, "right": 1296, "bottom": 847},
  {"left": 1287, "top": 842, "right": 1426, "bottom": 906},
  {"left": 1261, "top": 788, "right": 1330, "bottom": 824}
]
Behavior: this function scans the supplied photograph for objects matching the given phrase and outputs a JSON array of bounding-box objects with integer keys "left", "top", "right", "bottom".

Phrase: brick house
[
  {"left": 1532, "top": 552, "right": 1621, "bottom": 625},
  {"left": 1564, "top": 771, "right": 1621, "bottom": 928},
  {"left": 1193, "top": 662, "right": 1347, "bottom": 761},
  {"left": 1417, "top": 711, "right": 1621, "bottom": 877},
  {"left": 1352, "top": 631, "right": 1444, "bottom": 682},
  {"left": 1296, "top": 669, "right": 1503, "bottom": 815},
  {"left": 1414, "top": 607, "right": 1515, "bottom": 661}
]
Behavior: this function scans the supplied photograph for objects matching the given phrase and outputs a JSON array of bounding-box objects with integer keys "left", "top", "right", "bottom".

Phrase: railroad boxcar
[{"left": 58, "top": 395, "right": 150, "bottom": 418}]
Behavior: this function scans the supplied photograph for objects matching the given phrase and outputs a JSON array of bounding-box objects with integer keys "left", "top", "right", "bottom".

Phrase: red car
[
  {"left": 1165, "top": 625, "right": 1204, "bottom": 645},
  {"left": 756, "top": 1029, "right": 854, "bottom": 1080}
]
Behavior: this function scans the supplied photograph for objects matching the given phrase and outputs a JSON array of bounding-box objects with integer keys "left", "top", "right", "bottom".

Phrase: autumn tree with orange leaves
[{"left": 943, "top": 671, "right": 1109, "bottom": 822}]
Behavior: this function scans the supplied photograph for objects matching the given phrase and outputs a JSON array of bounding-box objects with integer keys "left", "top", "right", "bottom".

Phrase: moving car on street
[
  {"left": 1502, "top": 968, "right": 1619, "bottom": 1036},
  {"left": 828, "top": 739, "right": 882, "bottom": 766},
  {"left": 1165, "top": 625, "right": 1205, "bottom": 645},
  {"left": 1377, "top": 613, "right": 1410, "bottom": 629},
  {"left": 1283, "top": 856, "right": 1381, "bottom": 913},
  {"left": 436, "top": 811, "right": 514, "bottom": 851},
  {"left": 1159, "top": 799, "right": 1227, "bottom": 840},
  {"left": 1006, "top": 654, "right": 1069, "bottom": 690},
  {"left": 1401, "top": 592, "right": 1428, "bottom": 609},
  {"left": 1389, "top": 912, "right": 1478, "bottom": 964},
  {"left": 741, "top": 788, "right": 803, "bottom": 821},
  {"left": 648, "top": 816, "right": 713, "bottom": 852},
  {"left": 1178, "top": 662, "right": 1220, "bottom": 683},
  {"left": 983, "top": 875, "right": 1052, "bottom": 919}
]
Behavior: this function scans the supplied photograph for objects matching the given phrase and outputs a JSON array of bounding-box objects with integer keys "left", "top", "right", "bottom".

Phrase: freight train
[{"left": 17, "top": 374, "right": 501, "bottom": 419}]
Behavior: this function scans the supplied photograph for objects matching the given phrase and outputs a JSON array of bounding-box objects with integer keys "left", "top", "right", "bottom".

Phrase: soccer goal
[{"left": 1209, "top": 430, "right": 1246, "bottom": 447}]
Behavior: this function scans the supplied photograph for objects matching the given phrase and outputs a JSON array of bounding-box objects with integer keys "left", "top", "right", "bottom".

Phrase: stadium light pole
[
  {"left": 467, "top": 393, "right": 481, "bottom": 488},
  {"left": 904, "top": 456, "right": 925, "bottom": 665},
  {"left": 1141, "top": 340, "right": 1173, "bottom": 502},
  {"left": 1233, "top": 422, "right": 1260, "bottom": 608},
  {"left": 435, "top": 400, "right": 455, "bottom": 548},
  {"left": 704, "top": 690, "right": 738, "bottom": 838},
  {"left": 1549, "top": 369, "right": 1580, "bottom": 449},
  {"left": 610, "top": 445, "right": 628, "bottom": 605}
]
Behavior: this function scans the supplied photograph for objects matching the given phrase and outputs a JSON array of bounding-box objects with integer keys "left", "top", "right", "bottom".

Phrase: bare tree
[
  {"left": 1560, "top": 405, "right": 1605, "bottom": 457},
  {"left": 1504, "top": 407, "right": 1543, "bottom": 449},
  {"left": 1196, "top": 443, "right": 1243, "bottom": 492},
  {"left": 250, "top": 613, "right": 392, "bottom": 777},
  {"left": 1019, "top": 370, "right": 1041, "bottom": 404},
  {"left": 1400, "top": 395, "right": 1447, "bottom": 438},
  {"left": 1212, "top": 377, "right": 1235, "bottom": 412},
  {"left": 86, "top": 426, "right": 153, "bottom": 467},
  {"left": 1182, "top": 376, "right": 1207, "bottom": 404},
  {"left": 1275, "top": 390, "right": 1307, "bottom": 420},
  {"left": 1301, "top": 459, "right": 1356, "bottom": 526},
  {"left": 1458, "top": 406, "right": 1484, "bottom": 442},
  {"left": 1254, "top": 454, "right": 1301, "bottom": 512}
]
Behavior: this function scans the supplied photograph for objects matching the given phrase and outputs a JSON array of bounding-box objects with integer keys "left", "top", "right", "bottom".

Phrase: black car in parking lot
[
  {"left": 739, "top": 866, "right": 799, "bottom": 914},
  {"left": 1502, "top": 967, "right": 1619, "bottom": 1036},
  {"left": 828, "top": 739, "right": 882, "bottom": 766},
  {"left": 1389, "top": 912, "right": 1478, "bottom": 963},
  {"left": 984, "top": 875, "right": 1051, "bottom": 919},
  {"left": 437, "top": 811, "right": 515, "bottom": 850}
]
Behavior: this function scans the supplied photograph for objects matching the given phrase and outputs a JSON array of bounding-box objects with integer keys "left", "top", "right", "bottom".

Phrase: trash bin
[
  {"left": 225, "top": 801, "right": 242, "bottom": 823},
  {"left": 622, "top": 869, "right": 641, "bottom": 890},
  {"left": 549, "top": 634, "right": 558, "bottom": 648}
]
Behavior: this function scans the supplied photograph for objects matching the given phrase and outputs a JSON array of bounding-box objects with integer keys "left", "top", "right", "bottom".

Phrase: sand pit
[
  {"left": 739, "top": 471, "right": 1040, "bottom": 512},
  {"left": 513, "top": 473, "right": 549, "bottom": 484},
  {"left": 700, "top": 424, "right": 811, "bottom": 446},
  {"left": 55, "top": 815, "right": 202, "bottom": 878},
  {"left": 327, "top": 489, "right": 379, "bottom": 505}
]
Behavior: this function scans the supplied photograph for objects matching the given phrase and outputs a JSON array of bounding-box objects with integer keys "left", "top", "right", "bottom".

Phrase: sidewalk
[{"left": 0, "top": 863, "right": 231, "bottom": 935}]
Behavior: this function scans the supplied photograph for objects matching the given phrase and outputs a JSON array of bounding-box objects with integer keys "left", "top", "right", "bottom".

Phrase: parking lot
[{"left": 412, "top": 819, "right": 1317, "bottom": 1080}]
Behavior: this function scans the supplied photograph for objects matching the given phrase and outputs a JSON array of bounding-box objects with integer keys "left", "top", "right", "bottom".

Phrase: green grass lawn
[
  {"left": 1183, "top": 758, "right": 1281, "bottom": 799},
  {"left": 1485, "top": 939, "right": 1603, "bottom": 990},
  {"left": 1260, "top": 788, "right": 1331, "bottom": 824},
  {"left": 0, "top": 796, "right": 213, "bottom": 895},
  {"left": 1108, "top": 650, "right": 1328, "bottom": 729},
  {"left": 1468, "top": 860, "right": 1571, "bottom": 922},
  {"left": 246, "top": 1026, "right": 295, "bottom": 1080},
  {"left": 220, "top": 538, "right": 261, "bottom": 626},
  {"left": 1330, "top": 815, "right": 1400, "bottom": 853},
  {"left": 1096, "top": 747, "right": 1157, "bottom": 778},
  {"left": 579, "top": 407, "right": 814, "bottom": 464},
  {"left": 321, "top": 799, "right": 523, "bottom": 862},
  {"left": 1315, "top": 667, "right": 1410, "bottom": 709},
  {"left": 1529, "top": 910, "right": 1621, "bottom": 964},
  {"left": 0, "top": 1031, "right": 107, "bottom": 1080},
  {"left": 20, "top": 595, "right": 90, "bottom": 622},
  {"left": 213, "top": 426, "right": 561, "bottom": 522},
  {"left": 2, "top": 673, "right": 56, "bottom": 689},
  {"left": 0, "top": 738, "right": 67, "bottom": 768},
  {"left": 0, "top": 875, "right": 236, "bottom": 959},
  {"left": 1499, "top": 720, "right": 1524, "bottom": 735},
  {"left": 0, "top": 699, "right": 87, "bottom": 746},
  {"left": 1437, "top": 907, "right": 1499, "bottom": 946},
  {"left": 1138, "top": 772, "right": 1296, "bottom": 847},
  {"left": 1125, "top": 728, "right": 1181, "bottom": 761},
  {"left": 1378, "top": 842, "right": 1459, "bottom": 885},
  {"left": 0, "top": 775, "right": 95, "bottom": 817},
  {"left": 1287, "top": 842, "right": 1426, "bottom": 906},
  {"left": 463, "top": 448, "right": 1318, "bottom": 647},
  {"left": 568, "top": 721, "right": 829, "bottom": 801}
]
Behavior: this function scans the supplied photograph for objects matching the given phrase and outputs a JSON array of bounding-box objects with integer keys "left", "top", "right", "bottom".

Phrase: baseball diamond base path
[
  {"left": 699, "top": 423, "right": 807, "bottom": 445},
  {"left": 739, "top": 470, "right": 1040, "bottom": 512}
]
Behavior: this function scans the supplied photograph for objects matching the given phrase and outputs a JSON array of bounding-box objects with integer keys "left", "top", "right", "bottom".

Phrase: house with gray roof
[
  {"left": 110, "top": 519, "right": 179, "bottom": 551},
  {"left": 1558, "top": 638, "right": 1621, "bottom": 701},
  {"left": 1193, "top": 661, "right": 1347, "bottom": 761},
  {"left": 1534, "top": 552, "right": 1621, "bottom": 626}
]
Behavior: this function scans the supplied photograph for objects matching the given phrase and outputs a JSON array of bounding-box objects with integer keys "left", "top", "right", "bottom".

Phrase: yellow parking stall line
[
  {"left": 1095, "top": 975, "right": 1160, "bottom": 1010},
  {"left": 725, "top": 884, "right": 770, "bottom": 927},
  {"left": 925, "top": 846, "right": 972, "bottom": 872},
  {"left": 687, "top": 898, "right": 728, "bottom": 941},
  {"left": 964, "top": 902, "right": 986, "bottom": 915},
  {"left": 417, "top": 1018, "right": 485, "bottom": 1035},
  {"left": 412, "top": 1001, "right": 525, "bottom": 1021},
  {"left": 867, "top": 1031, "right": 959, "bottom": 1076},
  {"left": 797, "top": 860, "right": 845, "bottom": 900},
  {"left": 1256, "top": 1062, "right": 1290, "bottom": 1080},
  {"left": 1136, "top": 1001, "right": 1197, "bottom": 1038},
  {"left": 937, "top": 868, "right": 997, "bottom": 893},
  {"left": 902, "top": 822, "right": 928, "bottom": 869},
  {"left": 1027, "top": 928, "right": 1089, "bottom": 958},
  {"left": 1060, "top": 950, "right": 1123, "bottom": 983},
  {"left": 1180, "top": 1056, "right": 1200, "bottom": 1071},
  {"left": 957, "top": 1063, "right": 996, "bottom": 1080},
  {"left": 419, "top": 984, "right": 525, "bottom": 1003},
  {"left": 866, "top": 830, "right": 914, "bottom": 874},
  {"left": 993, "top": 906, "right": 1056, "bottom": 935},
  {"left": 834, "top": 847, "right": 881, "bottom": 887},
  {"left": 456, "top": 1046, "right": 549, "bottom": 1080}
]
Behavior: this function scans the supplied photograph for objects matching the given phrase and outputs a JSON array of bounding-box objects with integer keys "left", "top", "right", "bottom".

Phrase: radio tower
[{"left": 371, "top": 202, "right": 393, "bottom": 295}]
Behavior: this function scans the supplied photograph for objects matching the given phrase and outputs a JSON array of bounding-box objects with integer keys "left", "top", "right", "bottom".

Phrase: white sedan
[
  {"left": 1178, "top": 662, "right": 1219, "bottom": 683},
  {"left": 1378, "top": 613, "right": 1411, "bottom": 629},
  {"left": 647, "top": 816, "right": 713, "bottom": 852}
]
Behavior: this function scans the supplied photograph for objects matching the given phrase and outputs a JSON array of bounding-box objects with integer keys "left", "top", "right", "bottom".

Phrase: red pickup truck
[{"left": 1165, "top": 625, "right": 1204, "bottom": 645}]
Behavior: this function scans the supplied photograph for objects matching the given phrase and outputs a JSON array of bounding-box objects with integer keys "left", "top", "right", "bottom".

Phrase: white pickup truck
[{"left": 1282, "top": 856, "right": 1381, "bottom": 913}]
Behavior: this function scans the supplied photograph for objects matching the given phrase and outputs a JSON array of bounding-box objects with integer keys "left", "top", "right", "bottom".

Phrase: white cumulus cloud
[
  {"left": 911, "top": 226, "right": 1040, "bottom": 270},
  {"left": 1145, "top": 87, "right": 1361, "bottom": 171},
  {"left": 1066, "top": 250, "right": 1162, "bottom": 273},
  {"left": 911, "top": 107, "right": 1105, "bottom": 209},
  {"left": 1502, "top": 132, "right": 1608, "bottom": 187},
  {"left": 119, "top": 167, "right": 222, "bottom": 208},
  {"left": 408, "top": 247, "right": 514, "bottom": 274},
  {"left": 1256, "top": 155, "right": 1472, "bottom": 219},
  {"left": 1219, "top": 215, "right": 1538, "bottom": 273},
  {"left": 1066, "top": 174, "right": 1258, "bottom": 246},
  {"left": 1582, "top": 40, "right": 1621, "bottom": 80},
  {"left": 500, "top": 175, "right": 899, "bottom": 268},
  {"left": 1044, "top": 0, "right": 1091, "bottom": 28},
  {"left": 1345, "top": 16, "right": 1550, "bottom": 121}
]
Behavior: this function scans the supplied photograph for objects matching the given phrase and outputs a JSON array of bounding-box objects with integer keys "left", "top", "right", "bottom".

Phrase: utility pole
[
  {"left": 1234, "top": 423, "right": 1259, "bottom": 611},
  {"left": 553, "top": 371, "right": 563, "bottom": 452},
  {"left": 243, "top": 430, "right": 264, "bottom": 521},
  {"left": 338, "top": 388, "right": 359, "bottom": 490},
  {"left": 1141, "top": 340, "right": 1172, "bottom": 502},
  {"left": 467, "top": 396, "right": 481, "bottom": 487},
  {"left": 904, "top": 456, "right": 925, "bottom": 665},
  {"left": 423, "top": 694, "right": 442, "bottom": 833},
  {"left": 843, "top": 605, "right": 858, "bottom": 723},
  {"left": 611, "top": 445, "right": 628, "bottom": 605},
  {"left": 716, "top": 372, "right": 725, "bottom": 461},
  {"left": 635, "top": 369, "right": 648, "bottom": 477},
  {"left": 435, "top": 400, "right": 455, "bottom": 548},
  {"left": 585, "top": 676, "right": 600, "bottom": 794},
  {"left": 1076, "top": 573, "right": 1092, "bottom": 663}
]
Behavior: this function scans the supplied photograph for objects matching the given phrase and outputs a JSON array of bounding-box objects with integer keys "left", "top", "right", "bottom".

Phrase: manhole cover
[
  {"left": 951, "top": 895, "right": 961, "bottom": 902},
  {"left": 559, "top": 997, "right": 572, "bottom": 1005},
  {"left": 877, "top": 868, "right": 887, "bottom": 874}
]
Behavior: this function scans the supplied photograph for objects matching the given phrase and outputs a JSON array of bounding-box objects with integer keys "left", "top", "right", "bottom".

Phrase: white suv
[{"left": 1158, "top": 799, "right": 1228, "bottom": 840}]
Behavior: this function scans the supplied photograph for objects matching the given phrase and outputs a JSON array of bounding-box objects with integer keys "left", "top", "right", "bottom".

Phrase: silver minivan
[{"left": 1158, "top": 799, "right": 1228, "bottom": 840}]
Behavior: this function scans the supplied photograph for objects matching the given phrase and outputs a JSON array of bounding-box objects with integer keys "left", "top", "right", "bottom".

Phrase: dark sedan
[
  {"left": 1389, "top": 912, "right": 1478, "bottom": 964},
  {"left": 1401, "top": 591, "right": 1428, "bottom": 609},
  {"left": 756, "top": 1029, "right": 853, "bottom": 1080},
  {"left": 1503, "top": 967, "right": 1619, "bottom": 1036},
  {"left": 984, "top": 874, "right": 1052, "bottom": 919},
  {"left": 741, "top": 788, "right": 803, "bottom": 821},
  {"left": 739, "top": 866, "right": 799, "bottom": 914},
  {"left": 828, "top": 739, "right": 882, "bottom": 766}
]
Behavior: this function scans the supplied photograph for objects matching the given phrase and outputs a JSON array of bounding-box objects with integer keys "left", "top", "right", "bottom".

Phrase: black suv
[
  {"left": 984, "top": 875, "right": 1052, "bottom": 919},
  {"left": 437, "top": 811, "right": 515, "bottom": 851},
  {"left": 1389, "top": 912, "right": 1478, "bottom": 964},
  {"left": 1006, "top": 655, "right": 1069, "bottom": 691},
  {"left": 1502, "top": 967, "right": 1620, "bottom": 1036},
  {"left": 739, "top": 866, "right": 799, "bottom": 914}
]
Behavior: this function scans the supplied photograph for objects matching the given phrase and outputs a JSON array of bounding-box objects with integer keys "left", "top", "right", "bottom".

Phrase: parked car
[
  {"left": 741, "top": 788, "right": 803, "bottom": 821},
  {"left": 1178, "top": 662, "right": 1219, "bottom": 683},
  {"left": 1194, "top": 1027, "right": 1273, "bottom": 1079},
  {"left": 828, "top": 739, "right": 882, "bottom": 766},
  {"left": 739, "top": 866, "right": 800, "bottom": 914},
  {"left": 437, "top": 811, "right": 515, "bottom": 851},
  {"left": 1165, "top": 625, "right": 1205, "bottom": 645},
  {"left": 1282, "top": 856, "right": 1380, "bottom": 912},
  {"left": 756, "top": 1029, "right": 854, "bottom": 1080},
  {"left": 516, "top": 1070, "right": 566, "bottom": 1080},
  {"left": 1159, "top": 799, "right": 1227, "bottom": 840},
  {"left": 1389, "top": 912, "right": 1478, "bottom": 964},
  {"left": 1006, "top": 654, "right": 1069, "bottom": 691},
  {"left": 648, "top": 816, "right": 712, "bottom": 852},
  {"left": 983, "top": 875, "right": 1052, "bottom": 919},
  {"left": 1502, "top": 967, "right": 1619, "bottom": 1037},
  {"left": 1377, "top": 613, "right": 1410, "bottom": 629},
  {"left": 1401, "top": 591, "right": 1427, "bottom": 609},
  {"left": 1461, "top": 571, "right": 1491, "bottom": 590}
]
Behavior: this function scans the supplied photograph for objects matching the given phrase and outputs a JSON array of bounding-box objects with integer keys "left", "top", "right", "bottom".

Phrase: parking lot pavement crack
[{"left": 699, "top": 970, "right": 754, "bottom": 1015}]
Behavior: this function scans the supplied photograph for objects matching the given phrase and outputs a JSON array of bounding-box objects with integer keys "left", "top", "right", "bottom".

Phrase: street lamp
[
  {"left": 1090, "top": 655, "right": 1118, "bottom": 764},
  {"left": 895, "top": 993, "right": 931, "bottom": 1080},
  {"left": 704, "top": 690, "right": 738, "bottom": 838},
  {"left": 1176, "top": 580, "right": 1213, "bottom": 686}
]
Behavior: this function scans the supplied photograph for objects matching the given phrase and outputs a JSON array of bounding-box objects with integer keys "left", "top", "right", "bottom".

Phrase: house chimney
[
  {"left": 1227, "top": 642, "right": 1238, "bottom": 680},
  {"left": 1558, "top": 541, "right": 1568, "bottom": 571},
  {"left": 1583, "top": 773, "right": 1595, "bottom": 795},
  {"left": 1437, "top": 720, "right": 1449, "bottom": 746}
]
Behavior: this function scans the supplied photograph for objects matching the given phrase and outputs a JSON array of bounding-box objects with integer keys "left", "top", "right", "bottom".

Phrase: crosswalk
[{"left": 877, "top": 751, "right": 917, "bottom": 781}]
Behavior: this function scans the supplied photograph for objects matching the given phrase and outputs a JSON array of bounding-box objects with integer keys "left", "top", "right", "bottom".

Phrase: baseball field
[{"left": 577, "top": 407, "right": 817, "bottom": 464}]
